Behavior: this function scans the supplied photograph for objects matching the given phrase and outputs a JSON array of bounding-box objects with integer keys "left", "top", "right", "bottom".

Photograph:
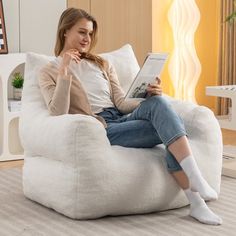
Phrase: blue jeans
[{"left": 97, "top": 96, "right": 187, "bottom": 172}]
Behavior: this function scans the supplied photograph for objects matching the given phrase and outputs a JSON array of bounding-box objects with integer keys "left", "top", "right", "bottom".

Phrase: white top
[{"left": 54, "top": 58, "right": 114, "bottom": 114}]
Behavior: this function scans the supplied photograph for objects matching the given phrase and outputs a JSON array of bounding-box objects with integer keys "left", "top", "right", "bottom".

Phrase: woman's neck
[{"left": 59, "top": 49, "right": 66, "bottom": 57}]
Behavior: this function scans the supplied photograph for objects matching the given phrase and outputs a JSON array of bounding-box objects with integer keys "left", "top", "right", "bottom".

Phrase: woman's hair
[{"left": 54, "top": 8, "right": 106, "bottom": 70}]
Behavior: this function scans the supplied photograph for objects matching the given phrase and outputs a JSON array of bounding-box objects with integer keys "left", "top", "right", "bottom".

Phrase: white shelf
[
  {"left": 206, "top": 85, "right": 236, "bottom": 130},
  {"left": 0, "top": 53, "right": 25, "bottom": 161},
  {"left": 206, "top": 86, "right": 236, "bottom": 178},
  {"left": 7, "top": 111, "right": 21, "bottom": 121}
]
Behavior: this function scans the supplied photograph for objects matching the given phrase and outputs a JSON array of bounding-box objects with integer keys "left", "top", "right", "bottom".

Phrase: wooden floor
[
  {"left": 0, "top": 160, "right": 23, "bottom": 170},
  {"left": 221, "top": 129, "right": 236, "bottom": 145},
  {"left": 0, "top": 129, "right": 236, "bottom": 170}
]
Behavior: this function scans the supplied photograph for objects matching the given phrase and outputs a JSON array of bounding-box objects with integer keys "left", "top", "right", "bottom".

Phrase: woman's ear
[{"left": 64, "top": 30, "right": 68, "bottom": 37}]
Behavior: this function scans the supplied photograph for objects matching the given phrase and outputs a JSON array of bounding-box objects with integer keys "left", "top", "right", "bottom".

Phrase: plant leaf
[{"left": 225, "top": 12, "right": 236, "bottom": 23}]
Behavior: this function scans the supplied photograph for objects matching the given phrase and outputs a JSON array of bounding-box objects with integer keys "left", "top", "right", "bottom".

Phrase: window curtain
[{"left": 217, "top": 0, "right": 236, "bottom": 115}]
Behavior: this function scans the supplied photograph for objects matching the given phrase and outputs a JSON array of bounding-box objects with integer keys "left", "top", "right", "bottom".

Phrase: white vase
[{"left": 13, "top": 87, "right": 22, "bottom": 100}]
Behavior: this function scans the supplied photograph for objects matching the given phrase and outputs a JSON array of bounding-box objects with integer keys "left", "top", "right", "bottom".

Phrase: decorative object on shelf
[
  {"left": 168, "top": 0, "right": 201, "bottom": 103},
  {"left": 8, "top": 99, "right": 21, "bottom": 112},
  {"left": 225, "top": 0, "right": 236, "bottom": 24},
  {"left": 0, "top": 0, "right": 8, "bottom": 54},
  {"left": 11, "top": 72, "right": 24, "bottom": 100}
]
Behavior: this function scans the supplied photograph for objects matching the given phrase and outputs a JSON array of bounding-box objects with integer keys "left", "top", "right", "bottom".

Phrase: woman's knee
[{"left": 145, "top": 95, "right": 169, "bottom": 109}]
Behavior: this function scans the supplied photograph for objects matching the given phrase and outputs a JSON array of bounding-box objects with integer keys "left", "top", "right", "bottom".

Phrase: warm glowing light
[{"left": 168, "top": 0, "right": 201, "bottom": 103}]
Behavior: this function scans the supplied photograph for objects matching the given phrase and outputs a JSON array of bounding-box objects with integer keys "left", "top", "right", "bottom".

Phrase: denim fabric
[{"left": 97, "top": 96, "right": 186, "bottom": 172}]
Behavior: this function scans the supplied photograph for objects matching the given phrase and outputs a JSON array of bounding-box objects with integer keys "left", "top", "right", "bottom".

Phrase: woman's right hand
[{"left": 59, "top": 49, "right": 81, "bottom": 76}]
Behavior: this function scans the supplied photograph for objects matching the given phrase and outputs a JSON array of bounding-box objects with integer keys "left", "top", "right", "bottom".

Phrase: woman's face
[{"left": 64, "top": 18, "right": 94, "bottom": 53}]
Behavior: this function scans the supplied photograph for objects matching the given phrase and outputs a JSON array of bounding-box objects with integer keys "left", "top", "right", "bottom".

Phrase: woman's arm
[
  {"left": 39, "top": 66, "right": 72, "bottom": 115},
  {"left": 39, "top": 49, "right": 82, "bottom": 116},
  {"left": 107, "top": 63, "right": 140, "bottom": 114}
]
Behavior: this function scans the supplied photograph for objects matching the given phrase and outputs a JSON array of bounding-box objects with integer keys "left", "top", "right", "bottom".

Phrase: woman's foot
[
  {"left": 190, "top": 175, "right": 218, "bottom": 201},
  {"left": 180, "top": 155, "right": 218, "bottom": 201},
  {"left": 184, "top": 189, "right": 222, "bottom": 225}
]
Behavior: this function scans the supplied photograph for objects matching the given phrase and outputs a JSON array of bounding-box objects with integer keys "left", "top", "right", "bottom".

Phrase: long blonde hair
[{"left": 54, "top": 8, "right": 106, "bottom": 70}]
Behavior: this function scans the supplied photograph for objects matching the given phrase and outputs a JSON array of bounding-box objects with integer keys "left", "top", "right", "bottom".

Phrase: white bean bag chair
[{"left": 19, "top": 44, "right": 222, "bottom": 219}]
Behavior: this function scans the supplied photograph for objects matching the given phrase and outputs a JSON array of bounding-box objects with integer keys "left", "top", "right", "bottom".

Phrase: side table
[{"left": 206, "top": 85, "right": 236, "bottom": 178}]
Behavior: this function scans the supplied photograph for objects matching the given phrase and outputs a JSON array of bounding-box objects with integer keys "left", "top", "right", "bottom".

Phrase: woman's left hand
[{"left": 146, "top": 77, "right": 162, "bottom": 96}]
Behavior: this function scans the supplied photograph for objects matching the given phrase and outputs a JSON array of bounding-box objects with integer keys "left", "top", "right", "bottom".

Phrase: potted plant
[
  {"left": 12, "top": 72, "right": 24, "bottom": 100},
  {"left": 226, "top": 0, "right": 236, "bottom": 23}
]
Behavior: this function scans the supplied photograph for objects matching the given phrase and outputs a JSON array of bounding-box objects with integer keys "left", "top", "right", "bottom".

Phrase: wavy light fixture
[{"left": 168, "top": 0, "right": 201, "bottom": 103}]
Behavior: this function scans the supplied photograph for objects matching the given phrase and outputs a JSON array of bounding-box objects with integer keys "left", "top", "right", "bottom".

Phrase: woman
[{"left": 39, "top": 8, "right": 222, "bottom": 225}]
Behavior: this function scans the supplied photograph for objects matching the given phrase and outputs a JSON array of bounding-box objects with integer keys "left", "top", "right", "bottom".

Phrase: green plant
[
  {"left": 226, "top": 0, "right": 236, "bottom": 23},
  {"left": 11, "top": 72, "right": 24, "bottom": 89}
]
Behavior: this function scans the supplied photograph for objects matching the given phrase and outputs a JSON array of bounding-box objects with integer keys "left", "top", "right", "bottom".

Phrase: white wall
[
  {"left": 2, "top": 0, "right": 66, "bottom": 55},
  {"left": 2, "top": 0, "right": 20, "bottom": 53}
]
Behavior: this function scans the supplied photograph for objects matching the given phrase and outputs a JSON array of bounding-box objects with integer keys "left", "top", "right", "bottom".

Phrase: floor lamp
[{"left": 168, "top": 0, "right": 201, "bottom": 103}]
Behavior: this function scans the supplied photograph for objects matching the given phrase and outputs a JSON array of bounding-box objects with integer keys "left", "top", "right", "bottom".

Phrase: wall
[
  {"left": 68, "top": 0, "right": 156, "bottom": 66},
  {"left": 2, "top": 0, "right": 20, "bottom": 52},
  {"left": 2, "top": 0, "right": 66, "bottom": 55},
  {"left": 195, "top": 0, "right": 220, "bottom": 110},
  {"left": 152, "top": 0, "right": 174, "bottom": 97}
]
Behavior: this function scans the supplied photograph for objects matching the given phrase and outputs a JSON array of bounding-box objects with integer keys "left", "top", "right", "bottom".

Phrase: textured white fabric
[
  {"left": 100, "top": 44, "right": 140, "bottom": 93},
  {"left": 20, "top": 45, "right": 223, "bottom": 220}
]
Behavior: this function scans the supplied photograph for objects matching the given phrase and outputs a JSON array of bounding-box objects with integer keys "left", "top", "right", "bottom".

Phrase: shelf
[
  {"left": 206, "top": 85, "right": 236, "bottom": 178},
  {"left": 7, "top": 111, "right": 21, "bottom": 121},
  {"left": 8, "top": 99, "right": 21, "bottom": 113},
  {"left": 206, "top": 85, "right": 236, "bottom": 97},
  {"left": 0, "top": 53, "right": 25, "bottom": 161},
  {"left": 206, "top": 85, "right": 236, "bottom": 130},
  {"left": 7, "top": 63, "right": 25, "bottom": 102},
  {"left": 8, "top": 118, "right": 24, "bottom": 155}
]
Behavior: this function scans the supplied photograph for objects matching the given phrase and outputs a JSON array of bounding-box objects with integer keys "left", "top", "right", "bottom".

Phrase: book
[
  {"left": 125, "top": 53, "right": 168, "bottom": 100},
  {"left": 8, "top": 99, "right": 22, "bottom": 112}
]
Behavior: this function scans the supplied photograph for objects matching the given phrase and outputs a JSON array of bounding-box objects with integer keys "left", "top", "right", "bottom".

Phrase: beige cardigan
[{"left": 38, "top": 59, "right": 140, "bottom": 127}]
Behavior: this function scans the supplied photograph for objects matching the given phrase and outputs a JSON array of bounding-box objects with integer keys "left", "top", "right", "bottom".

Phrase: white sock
[
  {"left": 180, "top": 155, "right": 218, "bottom": 201},
  {"left": 184, "top": 189, "right": 222, "bottom": 225}
]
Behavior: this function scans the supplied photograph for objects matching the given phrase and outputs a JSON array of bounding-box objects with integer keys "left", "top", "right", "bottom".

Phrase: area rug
[
  {"left": 223, "top": 145, "right": 236, "bottom": 158},
  {"left": 0, "top": 168, "right": 236, "bottom": 236}
]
